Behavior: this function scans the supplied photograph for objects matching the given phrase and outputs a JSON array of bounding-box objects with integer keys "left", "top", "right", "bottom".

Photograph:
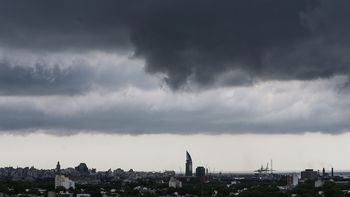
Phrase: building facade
[
  {"left": 301, "top": 169, "right": 318, "bottom": 181},
  {"left": 287, "top": 174, "right": 299, "bottom": 187},
  {"left": 185, "top": 151, "right": 192, "bottom": 176},
  {"left": 195, "top": 166, "right": 205, "bottom": 177}
]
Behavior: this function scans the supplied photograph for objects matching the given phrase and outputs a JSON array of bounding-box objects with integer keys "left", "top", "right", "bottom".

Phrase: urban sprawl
[{"left": 0, "top": 151, "right": 349, "bottom": 196}]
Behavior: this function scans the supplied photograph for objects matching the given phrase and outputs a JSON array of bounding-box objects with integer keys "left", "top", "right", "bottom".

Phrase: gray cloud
[
  {"left": 0, "top": 76, "right": 349, "bottom": 135},
  {"left": 0, "top": 52, "right": 159, "bottom": 95},
  {"left": 0, "top": 1, "right": 130, "bottom": 51},
  {"left": 1, "top": 1, "right": 350, "bottom": 135},
  {"left": 2, "top": 0, "right": 350, "bottom": 90},
  {"left": 0, "top": 62, "right": 93, "bottom": 95}
]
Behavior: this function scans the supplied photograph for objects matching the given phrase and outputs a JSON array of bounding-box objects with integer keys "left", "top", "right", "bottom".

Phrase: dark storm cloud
[
  {"left": 0, "top": 58, "right": 158, "bottom": 95},
  {"left": 0, "top": 1, "right": 131, "bottom": 51},
  {"left": 1, "top": 0, "right": 350, "bottom": 90},
  {"left": 0, "top": 62, "right": 93, "bottom": 95},
  {"left": 125, "top": 0, "right": 350, "bottom": 89}
]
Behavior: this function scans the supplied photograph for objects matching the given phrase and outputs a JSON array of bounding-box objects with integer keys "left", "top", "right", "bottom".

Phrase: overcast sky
[{"left": 1, "top": 0, "right": 350, "bottom": 170}]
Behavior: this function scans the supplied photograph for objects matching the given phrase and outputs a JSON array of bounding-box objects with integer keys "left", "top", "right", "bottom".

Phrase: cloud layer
[
  {"left": 1, "top": 0, "right": 350, "bottom": 89},
  {"left": 0, "top": 1, "right": 350, "bottom": 135},
  {"left": 0, "top": 70, "right": 349, "bottom": 135}
]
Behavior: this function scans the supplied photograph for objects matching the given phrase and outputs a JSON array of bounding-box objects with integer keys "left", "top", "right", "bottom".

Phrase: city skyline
[
  {"left": 0, "top": 133, "right": 349, "bottom": 172},
  {"left": 0, "top": 149, "right": 341, "bottom": 175}
]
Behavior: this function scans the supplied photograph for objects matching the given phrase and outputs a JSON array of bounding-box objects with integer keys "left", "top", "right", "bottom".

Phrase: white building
[
  {"left": 77, "top": 194, "right": 91, "bottom": 197},
  {"left": 55, "top": 175, "right": 75, "bottom": 189},
  {"left": 169, "top": 177, "right": 182, "bottom": 188}
]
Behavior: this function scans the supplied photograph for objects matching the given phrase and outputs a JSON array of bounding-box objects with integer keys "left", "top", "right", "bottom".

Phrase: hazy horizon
[{"left": 0, "top": 132, "right": 349, "bottom": 172}]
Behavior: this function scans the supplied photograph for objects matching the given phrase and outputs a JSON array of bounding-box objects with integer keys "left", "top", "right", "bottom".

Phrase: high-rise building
[
  {"left": 185, "top": 151, "right": 192, "bottom": 176},
  {"left": 287, "top": 174, "right": 299, "bottom": 188},
  {"left": 195, "top": 166, "right": 205, "bottom": 177},
  {"left": 301, "top": 169, "right": 318, "bottom": 180}
]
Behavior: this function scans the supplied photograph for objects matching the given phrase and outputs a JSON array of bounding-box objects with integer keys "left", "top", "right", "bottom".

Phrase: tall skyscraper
[{"left": 185, "top": 151, "right": 192, "bottom": 176}]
